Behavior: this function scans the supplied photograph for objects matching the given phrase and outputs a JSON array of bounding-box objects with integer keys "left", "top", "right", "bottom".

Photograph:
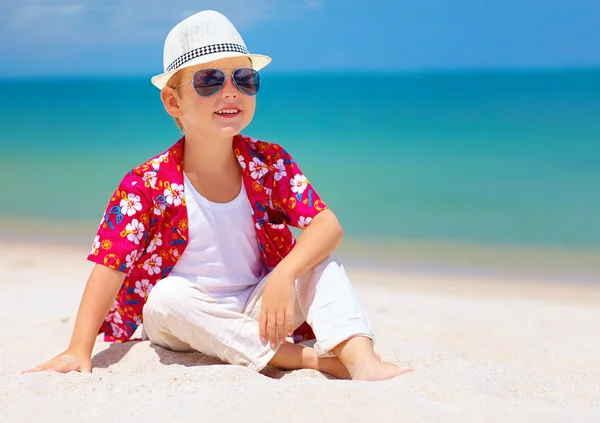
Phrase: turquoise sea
[{"left": 1, "top": 70, "right": 599, "bottom": 279}]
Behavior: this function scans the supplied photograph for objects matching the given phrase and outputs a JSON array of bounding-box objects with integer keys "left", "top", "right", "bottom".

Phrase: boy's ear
[{"left": 160, "top": 87, "right": 184, "bottom": 119}]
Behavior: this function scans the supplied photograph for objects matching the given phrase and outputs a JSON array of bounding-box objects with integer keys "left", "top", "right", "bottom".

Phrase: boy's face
[{"left": 162, "top": 56, "right": 256, "bottom": 139}]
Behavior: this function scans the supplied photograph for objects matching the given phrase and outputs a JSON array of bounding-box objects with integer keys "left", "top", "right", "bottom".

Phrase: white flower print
[
  {"left": 298, "top": 216, "right": 313, "bottom": 228},
  {"left": 89, "top": 235, "right": 100, "bottom": 255},
  {"left": 290, "top": 174, "right": 308, "bottom": 194},
  {"left": 134, "top": 279, "right": 153, "bottom": 299},
  {"left": 150, "top": 153, "right": 169, "bottom": 169},
  {"left": 143, "top": 171, "right": 157, "bottom": 188},
  {"left": 237, "top": 155, "right": 246, "bottom": 169},
  {"left": 111, "top": 325, "right": 126, "bottom": 339},
  {"left": 146, "top": 233, "right": 163, "bottom": 253},
  {"left": 249, "top": 158, "right": 268, "bottom": 180},
  {"left": 113, "top": 310, "right": 123, "bottom": 325},
  {"left": 125, "top": 219, "right": 145, "bottom": 244},
  {"left": 125, "top": 250, "right": 140, "bottom": 269},
  {"left": 133, "top": 315, "right": 142, "bottom": 326},
  {"left": 143, "top": 254, "right": 162, "bottom": 276},
  {"left": 120, "top": 193, "right": 143, "bottom": 217},
  {"left": 106, "top": 300, "right": 119, "bottom": 321},
  {"left": 164, "top": 183, "right": 184, "bottom": 206},
  {"left": 274, "top": 159, "right": 287, "bottom": 181}
]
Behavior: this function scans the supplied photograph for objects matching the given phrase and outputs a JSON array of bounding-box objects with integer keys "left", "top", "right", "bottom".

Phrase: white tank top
[{"left": 168, "top": 173, "right": 266, "bottom": 312}]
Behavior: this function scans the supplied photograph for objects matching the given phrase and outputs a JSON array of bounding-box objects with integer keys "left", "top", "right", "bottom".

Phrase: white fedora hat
[{"left": 151, "top": 10, "right": 272, "bottom": 89}]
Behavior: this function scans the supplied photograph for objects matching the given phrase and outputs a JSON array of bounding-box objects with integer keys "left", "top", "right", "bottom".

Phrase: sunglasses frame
[{"left": 174, "top": 67, "right": 260, "bottom": 98}]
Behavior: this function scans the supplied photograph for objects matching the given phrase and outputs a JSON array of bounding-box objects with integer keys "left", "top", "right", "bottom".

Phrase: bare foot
[
  {"left": 269, "top": 342, "right": 350, "bottom": 379},
  {"left": 350, "top": 360, "right": 413, "bottom": 381},
  {"left": 332, "top": 336, "right": 412, "bottom": 381}
]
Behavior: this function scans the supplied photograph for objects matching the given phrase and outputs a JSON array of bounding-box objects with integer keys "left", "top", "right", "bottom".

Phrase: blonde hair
[{"left": 165, "top": 71, "right": 184, "bottom": 131}]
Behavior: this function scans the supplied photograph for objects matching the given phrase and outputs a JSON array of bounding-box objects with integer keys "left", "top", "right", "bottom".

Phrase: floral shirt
[{"left": 88, "top": 134, "right": 327, "bottom": 343}]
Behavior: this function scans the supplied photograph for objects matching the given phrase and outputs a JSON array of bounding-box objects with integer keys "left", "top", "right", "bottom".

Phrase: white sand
[{"left": 1, "top": 242, "right": 599, "bottom": 422}]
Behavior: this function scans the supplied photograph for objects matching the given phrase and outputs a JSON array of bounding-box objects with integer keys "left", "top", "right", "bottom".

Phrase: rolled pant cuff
[{"left": 247, "top": 345, "right": 279, "bottom": 372}]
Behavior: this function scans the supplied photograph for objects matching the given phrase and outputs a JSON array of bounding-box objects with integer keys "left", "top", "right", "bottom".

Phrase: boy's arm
[
  {"left": 69, "top": 264, "right": 126, "bottom": 355},
  {"left": 276, "top": 209, "right": 343, "bottom": 279},
  {"left": 271, "top": 145, "right": 340, "bottom": 277},
  {"left": 25, "top": 171, "right": 152, "bottom": 373},
  {"left": 24, "top": 264, "right": 125, "bottom": 373},
  {"left": 259, "top": 146, "right": 343, "bottom": 346}
]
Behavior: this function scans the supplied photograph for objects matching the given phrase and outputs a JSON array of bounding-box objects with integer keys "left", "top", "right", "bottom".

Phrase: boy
[{"left": 25, "top": 10, "right": 411, "bottom": 381}]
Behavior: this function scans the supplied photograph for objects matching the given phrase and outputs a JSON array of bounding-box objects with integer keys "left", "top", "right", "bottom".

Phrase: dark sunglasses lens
[
  {"left": 193, "top": 69, "right": 225, "bottom": 96},
  {"left": 233, "top": 68, "right": 260, "bottom": 95}
]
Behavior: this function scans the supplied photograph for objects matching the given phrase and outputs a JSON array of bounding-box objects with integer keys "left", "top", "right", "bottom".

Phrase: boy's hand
[
  {"left": 23, "top": 347, "right": 92, "bottom": 374},
  {"left": 259, "top": 268, "right": 296, "bottom": 349}
]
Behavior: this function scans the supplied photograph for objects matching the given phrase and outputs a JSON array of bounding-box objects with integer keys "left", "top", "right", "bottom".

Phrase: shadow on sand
[{"left": 90, "top": 340, "right": 328, "bottom": 380}]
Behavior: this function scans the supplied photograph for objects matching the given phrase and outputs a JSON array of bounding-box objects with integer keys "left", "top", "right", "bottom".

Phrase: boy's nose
[{"left": 219, "top": 74, "right": 238, "bottom": 97}]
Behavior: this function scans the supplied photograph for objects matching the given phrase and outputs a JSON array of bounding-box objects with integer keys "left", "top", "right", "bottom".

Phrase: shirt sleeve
[
  {"left": 272, "top": 147, "right": 328, "bottom": 229},
  {"left": 87, "top": 172, "right": 154, "bottom": 273}
]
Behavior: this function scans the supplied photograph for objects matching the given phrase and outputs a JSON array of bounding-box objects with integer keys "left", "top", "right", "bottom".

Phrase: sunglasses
[{"left": 175, "top": 68, "right": 261, "bottom": 97}]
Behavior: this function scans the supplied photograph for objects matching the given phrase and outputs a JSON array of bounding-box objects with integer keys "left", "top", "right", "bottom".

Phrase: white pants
[{"left": 142, "top": 255, "right": 373, "bottom": 371}]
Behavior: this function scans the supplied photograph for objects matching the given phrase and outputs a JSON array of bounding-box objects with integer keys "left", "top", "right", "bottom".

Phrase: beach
[
  {"left": 1, "top": 0, "right": 599, "bottom": 418},
  {"left": 2, "top": 241, "right": 599, "bottom": 423}
]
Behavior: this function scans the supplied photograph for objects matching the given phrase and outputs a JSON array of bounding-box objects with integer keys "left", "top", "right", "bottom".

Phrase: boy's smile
[{"left": 214, "top": 103, "right": 242, "bottom": 119}]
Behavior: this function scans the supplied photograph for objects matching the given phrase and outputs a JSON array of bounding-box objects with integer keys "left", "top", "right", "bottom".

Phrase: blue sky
[{"left": 0, "top": 0, "right": 598, "bottom": 76}]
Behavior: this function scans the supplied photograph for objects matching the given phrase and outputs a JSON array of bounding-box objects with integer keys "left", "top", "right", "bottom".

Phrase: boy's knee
[{"left": 146, "top": 276, "right": 192, "bottom": 313}]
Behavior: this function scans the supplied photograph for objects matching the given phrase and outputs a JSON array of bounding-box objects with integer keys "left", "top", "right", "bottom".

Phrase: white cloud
[
  {"left": 17, "top": 4, "right": 84, "bottom": 21},
  {"left": 306, "top": 0, "right": 323, "bottom": 10},
  {"left": 2, "top": 0, "right": 272, "bottom": 44}
]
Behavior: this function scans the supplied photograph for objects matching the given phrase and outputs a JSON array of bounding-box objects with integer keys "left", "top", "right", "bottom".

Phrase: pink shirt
[{"left": 88, "top": 135, "right": 327, "bottom": 343}]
